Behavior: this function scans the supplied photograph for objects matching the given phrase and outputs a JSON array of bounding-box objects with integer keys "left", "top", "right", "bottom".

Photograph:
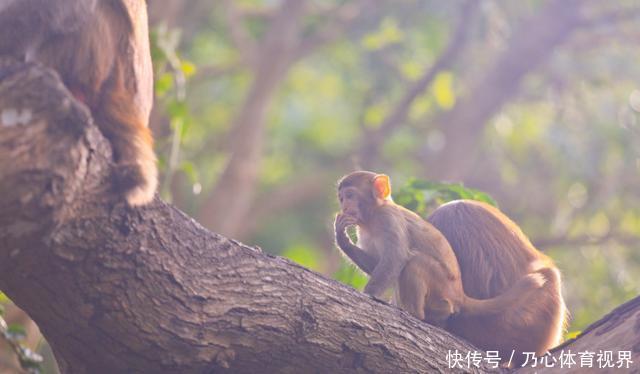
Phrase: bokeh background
[{"left": 2, "top": 0, "right": 640, "bottom": 371}]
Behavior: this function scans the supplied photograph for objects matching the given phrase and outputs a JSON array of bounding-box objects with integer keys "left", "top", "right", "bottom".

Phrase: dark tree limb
[{"left": 0, "top": 60, "right": 494, "bottom": 374}]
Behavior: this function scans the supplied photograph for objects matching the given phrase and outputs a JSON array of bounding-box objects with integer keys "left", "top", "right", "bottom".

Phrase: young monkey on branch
[
  {"left": 334, "top": 171, "right": 546, "bottom": 327},
  {"left": 0, "top": 0, "right": 156, "bottom": 206}
]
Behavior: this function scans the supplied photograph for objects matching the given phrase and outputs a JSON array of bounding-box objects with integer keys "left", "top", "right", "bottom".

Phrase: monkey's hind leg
[
  {"left": 399, "top": 255, "right": 455, "bottom": 327},
  {"left": 398, "top": 258, "right": 428, "bottom": 321}
]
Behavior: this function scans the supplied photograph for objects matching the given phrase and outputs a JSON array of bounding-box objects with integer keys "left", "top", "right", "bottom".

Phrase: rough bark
[{"left": 0, "top": 60, "right": 493, "bottom": 374}]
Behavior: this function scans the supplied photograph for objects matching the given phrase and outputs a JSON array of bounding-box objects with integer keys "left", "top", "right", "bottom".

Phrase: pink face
[{"left": 338, "top": 186, "right": 366, "bottom": 222}]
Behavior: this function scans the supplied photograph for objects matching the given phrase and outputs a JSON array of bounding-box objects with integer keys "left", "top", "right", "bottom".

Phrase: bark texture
[{"left": 0, "top": 60, "right": 638, "bottom": 374}]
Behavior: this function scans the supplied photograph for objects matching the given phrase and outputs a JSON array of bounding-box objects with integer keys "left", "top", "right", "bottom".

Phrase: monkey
[
  {"left": 428, "top": 199, "right": 567, "bottom": 367},
  {"left": 0, "top": 0, "right": 157, "bottom": 206},
  {"left": 334, "top": 171, "right": 547, "bottom": 330}
]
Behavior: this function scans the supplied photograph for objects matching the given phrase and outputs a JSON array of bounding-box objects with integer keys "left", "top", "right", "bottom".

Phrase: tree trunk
[{"left": 0, "top": 60, "right": 638, "bottom": 373}]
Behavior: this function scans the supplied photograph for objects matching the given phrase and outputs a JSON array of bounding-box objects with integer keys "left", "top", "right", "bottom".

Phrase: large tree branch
[{"left": 0, "top": 60, "right": 495, "bottom": 374}]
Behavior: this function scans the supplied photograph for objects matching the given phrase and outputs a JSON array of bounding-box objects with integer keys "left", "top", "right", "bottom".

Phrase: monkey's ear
[{"left": 372, "top": 174, "right": 391, "bottom": 200}]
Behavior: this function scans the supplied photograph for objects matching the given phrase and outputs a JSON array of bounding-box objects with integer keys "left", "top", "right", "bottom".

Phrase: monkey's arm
[
  {"left": 334, "top": 214, "right": 377, "bottom": 274},
  {"left": 362, "top": 217, "right": 408, "bottom": 297}
]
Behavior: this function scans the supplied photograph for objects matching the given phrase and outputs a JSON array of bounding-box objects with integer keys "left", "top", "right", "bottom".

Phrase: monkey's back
[
  {"left": 428, "top": 199, "right": 566, "bottom": 364},
  {"left": 428, "top": 200, "right": 548, "bottom": 297}
]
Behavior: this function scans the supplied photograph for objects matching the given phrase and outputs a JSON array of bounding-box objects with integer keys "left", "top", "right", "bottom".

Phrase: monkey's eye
[{"left": 345, "top": 191, "right": 354, "bottom": 199}]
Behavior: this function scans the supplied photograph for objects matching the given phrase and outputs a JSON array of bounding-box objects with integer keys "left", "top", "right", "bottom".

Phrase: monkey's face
[
  {"left": 337, "top": 186, "right": 372, "bottom": 223},
  {"left": 337, "top": 171, "right": 390, "bottom": 224}
]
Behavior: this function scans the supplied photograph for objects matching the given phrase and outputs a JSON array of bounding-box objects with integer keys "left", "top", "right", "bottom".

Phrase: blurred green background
[{"left": 2, "top": 0, "right": 640, "bottom": 371}]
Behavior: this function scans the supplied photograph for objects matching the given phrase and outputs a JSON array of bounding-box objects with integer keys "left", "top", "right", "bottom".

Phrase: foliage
[
  {"left": 0, "top": 293, "right": 43, "bottom": 373},
  {"left": 394, "top": 179, "right": 497, "bottom": 217}
]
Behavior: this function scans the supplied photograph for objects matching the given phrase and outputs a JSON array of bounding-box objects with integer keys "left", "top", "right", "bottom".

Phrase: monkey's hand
[
  {"left": 334, "top": 213, "right": 357, "bottom": 245},
  {"left": 333, "top": 213, "right": 378, "bottom": 274}
]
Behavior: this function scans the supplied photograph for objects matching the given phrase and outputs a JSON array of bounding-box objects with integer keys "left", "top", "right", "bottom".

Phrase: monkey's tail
[{"left": 459, "top": 267, "right": 548, "bottom": 316}]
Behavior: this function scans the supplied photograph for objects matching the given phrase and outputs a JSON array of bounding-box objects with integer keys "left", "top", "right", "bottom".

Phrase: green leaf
[
  {"left": 7, "top": 324, "right": 26, "bottom": 340},
  {"left": 432, "top": 72, "right": 455, "bottom": 109},
  {"left": 361, "top": 18, "right": 404, "bottom": 50},
  {"left": 155, "top": 73, "right": 174, "bottom": 97},
  {"left": 181, "top": 61, "right": 197, "bottom": 78},
  {"left": 565, "top": 330, "right": 581, "bottom": 340},
  {"left": 180, "top": 161, "right": 199, "bottom": 183},
  {"left": 363, "top": 104, "right": 387, "bottom": 128},
  {"left": 394, "top": 178, "right": 497, "bottom": 216},
  {"left": 168, "top": 101, "right": 188, "bottom": 120},
  {"left": 400, "top": 60, "right": 424, "bottom": 81}
]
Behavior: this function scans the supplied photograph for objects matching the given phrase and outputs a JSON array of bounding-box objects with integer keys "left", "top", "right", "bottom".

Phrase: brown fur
[
  {"left": 428, "top": 200, "right": 567, "bottom": 366},
  {"left": 0, "top": 0, "right": 156, "bottom": 205},
  {"left": 334, "top": 171, "right": 546, "bottom": 332}
]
